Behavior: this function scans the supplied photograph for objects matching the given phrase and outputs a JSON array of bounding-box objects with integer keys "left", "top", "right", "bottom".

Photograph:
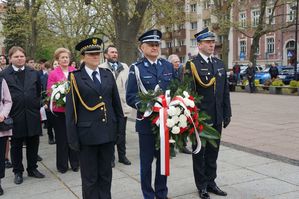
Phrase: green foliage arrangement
[{"left": 271, "top": 79, "right": 284, "bottom": 87}]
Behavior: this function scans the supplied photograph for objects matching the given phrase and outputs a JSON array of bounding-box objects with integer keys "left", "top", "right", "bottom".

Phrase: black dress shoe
[
  {"left": 0, "top": 184, "right": 3, "bottom": 195},
  {"left": 58, "top": 169, "right": 67, "bottom": 174},
  {"left": 37, "top": 155, "right": 43, "bottom": 161},
  {"left": 72, "top": 167, "right": 79, "bottom": 172},
  {"left": 5, "top": 159, "right": 12, "bottom": 168},
  {"left": 14, "top": 173, "right": 23, "bottom": 185},
  {"left": 28, "top": 169, "right": 45, "bottom": 178},
  {"left": 207, "top": 185, "right": 227, "bottom": 196},
  {"left": 180, "top": 146, "right": 192, "bottom": 154},
  {"left": 119, "top": 156, "right": 131, "bottom": 165},
  {"left": 111, "top": 161, "right": 115, "bottom": 168},
  {"left": 198, "top": 188, "right": 210, "bottom": 199},
  {"left": 48, "top": 139, "right": 56, "bottom": 145}
]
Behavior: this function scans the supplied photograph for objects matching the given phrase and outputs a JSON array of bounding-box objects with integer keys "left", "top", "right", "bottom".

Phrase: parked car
[
  {"left": 255, "top": 68, "right": 271, "bottom": 84},
  {"left": 279, "top": 67, "right": 299, "bottom": 85},
  {"left": 240, "top": 65, "right": 264, "bottom": 80},
  {"left": 255, "top": 66, "right": 298, "bottom": 85}
]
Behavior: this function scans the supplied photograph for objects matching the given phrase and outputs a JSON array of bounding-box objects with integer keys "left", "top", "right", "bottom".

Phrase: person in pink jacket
[
  {"left": 47, "top": 48, "right": 79, "bottom": 173},
  {"left": 0, "top": 77, "right": 12, "bottom": 195}
]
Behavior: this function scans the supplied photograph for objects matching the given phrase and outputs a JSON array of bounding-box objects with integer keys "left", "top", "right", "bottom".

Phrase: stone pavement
[{"left": 1, "top": 92, "right": 299, "bottom": 199}]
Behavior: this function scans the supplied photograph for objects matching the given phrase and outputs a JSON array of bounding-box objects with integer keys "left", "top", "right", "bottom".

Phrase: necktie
[
  {"left": 92, "top": 71, "right": 101, "bottom": 90},
  {"left": 112, "top": 63, "right": 118, "bottom": 71},
  {"left": 207, "top": 57, "right": 214, "bottom": 74}
]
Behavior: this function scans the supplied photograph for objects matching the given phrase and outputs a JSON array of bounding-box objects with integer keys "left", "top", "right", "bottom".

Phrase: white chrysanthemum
[
  {"left": 183, "top": 91, "right": 189, "bottom": 98},
  {"left": 166, "top": 119, "right": 175, "bottom": 128},
  {"left": 55, "top": 92, "right": 61, "bottom": 100},
  {"left": 179, "top": 121, "right": 187, "bottom": 128},
  {"left": 172, "top": 115, "right": 179, "bottom": 124},
  {"left": 169, "top": 139, "right": 176, "bottom": 143},
  {"left": 175, "top": 107, "right": 181, "bottom": 115},
  {"left": 167, "top": 106, "right": 177, "bottom": 116},
  {"left": 179, "top": 114, "right": 187, "bottom": 123},
  {"left": 171, "top": 126, "right": 180, "bottom": 134},
  {"left": 63, "top": 97, "right": 66, "bottom": 103}
]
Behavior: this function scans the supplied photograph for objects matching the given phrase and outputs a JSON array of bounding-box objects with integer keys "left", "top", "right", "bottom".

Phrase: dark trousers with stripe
[
  {"left": 192, "top": 124, "right": 222, "bottom": 190},
  {"left": 80, "top": 142, "right": 114, "bottom": 199}
]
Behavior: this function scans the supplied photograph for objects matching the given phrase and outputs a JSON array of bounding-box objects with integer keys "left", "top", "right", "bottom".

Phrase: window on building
[
  {"left": 166, "top": 41, "right": 172, "bottom": 48},
  {"left": 203, "top": 19, "right": 211, "bottom": 27},
  {"left": 251, "top": 9, "right": 260, "bottom": 27},
  {"left": 240, "top": 40, "right": 246, "bottom": 54},
  {"left": 178, "top": 24, "right": 185, "bottom": 30},
  {"left": 266, "top": 7, "right": 275, "bottom": 24},
  {"left": 286, "top": 40, "right": 295, "bottom": 49},
  {"left": 190, "top": 4, "right": 196, "bottom": 12},
  {"left": 239, "top": 12, "right": 246, "bottom": 28},
  {"left": 287, "top": 4, "right": 296, "bottom": 22},
  {"left": 191, "top": 22, "right": 197, "bottom": 30},
  {"left": 191, "top": 39, "right": 197, "bottom": 47},
  {"left": 266, "top": 37, "right": 275, "bottom": 53},
  {"left": 178, "top": 40, "right": 185, "bottom": 46}
]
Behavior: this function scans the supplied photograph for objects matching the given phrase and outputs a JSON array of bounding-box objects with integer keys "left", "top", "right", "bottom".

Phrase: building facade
[
  {"left": 231, "top": 0, "right": 298, "bottom": 67},
  {"left": 160, "top": 0, "right": 298, "bottom": 68}
]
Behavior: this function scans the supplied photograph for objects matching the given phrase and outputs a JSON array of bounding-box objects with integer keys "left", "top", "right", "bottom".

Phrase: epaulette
[{"left": 130, "top": 59, "right": 143, "bottom": 68}]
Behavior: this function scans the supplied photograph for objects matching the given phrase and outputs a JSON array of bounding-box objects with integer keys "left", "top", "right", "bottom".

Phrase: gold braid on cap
[
  {"left": 70, "top": 73, "right": 106, "bottom": 123},
  {"left": 189, "top": 61, "right": 216, "bottom": 88}
]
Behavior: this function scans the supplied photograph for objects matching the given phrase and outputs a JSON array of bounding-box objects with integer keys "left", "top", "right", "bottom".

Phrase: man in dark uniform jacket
[
  {"left": 66, "top": 38, "right": 124, "bottom": 199},
  {"left": 184, "top": 28, "right": 232, "bottom": 199},
  {"left": 0, "top": 46, "right": 45, "bottom": 185},
  {"left": 126, "top": 29, "right": 177, "bottom": 199}
]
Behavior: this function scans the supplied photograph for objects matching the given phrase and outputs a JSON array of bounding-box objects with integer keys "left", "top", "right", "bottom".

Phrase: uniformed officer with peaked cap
[
  {"left": 184, "top": 27, "right": 232, "bottom": 199},
  {"left": 126, "top": 29, "right": 177, "bottom": 199},
  {"left": 66, "top": 37, "right": 124, "bottom": 199}
]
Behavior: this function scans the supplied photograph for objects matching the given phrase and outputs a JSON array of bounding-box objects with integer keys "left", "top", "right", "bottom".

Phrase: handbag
[
  {"left": 0, "top": 77, "right": 13, "bottom": 131},
  {"left": 0, "top": 117, "right": 13, "bottom": 131}
]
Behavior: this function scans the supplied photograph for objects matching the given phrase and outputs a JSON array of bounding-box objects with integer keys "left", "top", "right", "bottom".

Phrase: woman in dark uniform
[{"left": 66, "top": 38, "right": 124, "bottom": 199}]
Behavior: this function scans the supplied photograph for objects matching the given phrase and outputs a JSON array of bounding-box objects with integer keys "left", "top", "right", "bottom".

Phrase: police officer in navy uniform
[
  {"left": 184, "top": 28, "right": 232, "bottom": 199},
  {"left": 65, "top": 38, "right": 124, "bottom": 199},
  {"left": 126, "top": 29, "right": 177, "bottom": 199}
]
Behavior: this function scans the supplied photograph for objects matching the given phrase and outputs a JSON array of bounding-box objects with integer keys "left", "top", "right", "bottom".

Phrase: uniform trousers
[
  {"left": 138, "top": 133, "right": 168, "bottom": 199},
  {"left": 11, "top": 135, "right": 39, "bottom": 174},
  {"left": 53, "top": 112, "right": 79, "bottom": 172},
  {"left": 80, "top": 142, "right": 114, "bottom": 199},
  {"left": 112, "top": 117, "right": 127, "bottom": 161},
  {"left": 192, "top": 124, "right": 222, "bottom": 190},
  {"left": 0, "top": 136, "right": 8, "bottom": 178}
]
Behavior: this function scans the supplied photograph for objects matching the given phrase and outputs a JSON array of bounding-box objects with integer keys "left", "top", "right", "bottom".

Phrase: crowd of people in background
[{"left": 0, "top": 27, "right": 232, "bottom": 199}]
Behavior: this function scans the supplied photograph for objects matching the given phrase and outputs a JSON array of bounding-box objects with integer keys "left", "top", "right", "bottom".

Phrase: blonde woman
[{"left": 47, "top": 48, "right": 79, "bottom": 173}]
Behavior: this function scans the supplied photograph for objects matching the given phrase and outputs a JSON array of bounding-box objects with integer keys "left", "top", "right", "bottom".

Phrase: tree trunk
[
  {"left": 221, "top": 35, "right": 229, "bottom": 69},
  {"left": 111, "top": 0, "right": 150, "bottom": 65}
]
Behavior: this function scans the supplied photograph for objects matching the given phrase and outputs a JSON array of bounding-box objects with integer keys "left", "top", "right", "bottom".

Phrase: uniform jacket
[
  {"left": 126, "top": 57, "right": 177, "bottom": 134},
  {"left": 99, "top": 61, "right": 132, "bottom": 117},
  {"left": 0, "top": 78, "right": 12, "bottom": 137},
  {"left": 185, "top": 54, "right": 231, "bottom": 126},
  {"left": 0, "top": 65, "right": 42, "bottom": 138},
  {"left": 47, "top": 66, "right": 76, "bottom": 112},
  {"left": 65, "top": 66, "right": 124, "bottom": 149}
]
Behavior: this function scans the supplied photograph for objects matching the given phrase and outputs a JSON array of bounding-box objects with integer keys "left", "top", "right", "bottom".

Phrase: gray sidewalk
[{"left": 1, "top": 93, "right": 299, "bottom": 199}]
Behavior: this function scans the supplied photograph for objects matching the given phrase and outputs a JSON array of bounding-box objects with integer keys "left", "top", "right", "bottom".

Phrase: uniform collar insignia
[{"left": 144, "top": 61, "right": 149, "bottom": 67}]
